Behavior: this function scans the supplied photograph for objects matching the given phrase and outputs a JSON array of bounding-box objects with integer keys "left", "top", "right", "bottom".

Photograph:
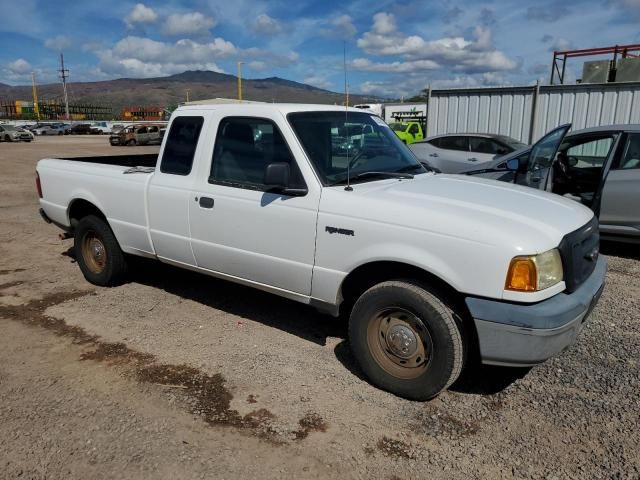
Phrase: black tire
[
  {"left": 127, "top": 139, "right": 136, "bottom": 146},
  {"left": 348, "top": 280, "right": 464, "bottom": 401},
  {"left": 74, "top": 215, "right": 127, "bottom": 286}
]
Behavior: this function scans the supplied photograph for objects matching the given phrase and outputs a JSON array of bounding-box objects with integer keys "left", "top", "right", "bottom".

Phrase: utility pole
[
  {"left": 59, "top": 53, "right": 70, "bottom": 120},
  {"left": 31, "top": 72, "right": 40, "bottom": 121},
  {"left": 237, "top": 61, "right": 244, "bottom": 101},
  {"left": 186, "top": 89, "right": 191, "bottom": 103}
]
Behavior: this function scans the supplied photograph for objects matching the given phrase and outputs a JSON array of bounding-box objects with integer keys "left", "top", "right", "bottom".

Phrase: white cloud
[
  {"left": 1, "top": 58, "right": 37, "bottom": 83},
  {"left": 250, "top": 14, "right": 282, "bottom": 35},
  {"left": 125, "top": 3, "right": 158, "bottom": 28},
  {"left": 163, "top": 12, "right": 216, "bottom": 37},
  {"left": 370, "top": 12, "right": 396, "bottom": 35},
  {"left": 352, "top": 58, "right": 439, "bottom": 73},
  {"left": 330, "top": 15, "right": 356, "bottom": 39},
  {"left": 45, "top": 35, "right": 71, "bottom": 50},
  {"left": 110, "top": 36, "right": 236, "bottom": 63},
  {"left": 94, "top": 35, "right": 298, "bottom": 79},
  {"left": 357, "top": 71, "right": 513, "bottom": 98},
  {"left": 248, "top": 61, "right": 267, "bottom": 71},
  {"left": 303, "top": 75, "right": 332, "bottom": 90},
  {"left": 356, "top": 12, "right": 516, "bottom": 74},
  {"left": 548, "top": 38, "right": 574, "bottom": 52},
  {"left": 7, "top": 59, "right": 32, "bottom": 75},
  {"left": 97, "top": 36, "right": 236, "bottom": 78}
]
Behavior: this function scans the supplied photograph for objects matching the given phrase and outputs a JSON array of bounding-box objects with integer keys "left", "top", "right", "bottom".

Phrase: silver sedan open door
[{"left": 523, "top": 124, "right": 571, "bottom": 191}]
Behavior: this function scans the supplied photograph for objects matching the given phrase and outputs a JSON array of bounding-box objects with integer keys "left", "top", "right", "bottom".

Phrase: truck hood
[{"left": 320, "top": 173, "right": 594, "bottom": 253}]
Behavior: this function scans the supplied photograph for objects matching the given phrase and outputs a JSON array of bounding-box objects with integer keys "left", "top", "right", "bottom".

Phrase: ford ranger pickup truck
[{"left": 36, "top": 104, "right": 606, "bottom": 400}]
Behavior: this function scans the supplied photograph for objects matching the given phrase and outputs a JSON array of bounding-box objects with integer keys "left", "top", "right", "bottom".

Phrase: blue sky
[{"left": 1, "top": 0, "right": 639, "bottom": 97}]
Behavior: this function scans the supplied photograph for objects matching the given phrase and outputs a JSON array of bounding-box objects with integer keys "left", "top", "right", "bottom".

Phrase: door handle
[
  {"left": 198, "top": 196, "right": 214, "bottom": 208},
  {"left": 429, "top": 153, "right": 439, "bottom": 157},
  {"left": 468, "top": 157, "right": 478, "bottom": 162}
]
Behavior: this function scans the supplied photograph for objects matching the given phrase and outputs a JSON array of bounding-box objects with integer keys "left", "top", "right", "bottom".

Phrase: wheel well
[
  {"left": 339, "top": 261, "right": 479, "bottom": 360},
  {"left": 68, "top": 199, "right": 107, "bottom": 229}
]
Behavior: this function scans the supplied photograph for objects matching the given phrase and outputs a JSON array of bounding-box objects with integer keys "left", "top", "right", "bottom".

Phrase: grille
[{"left": 558, "top": 216, "right": 600, "bottom": 293}]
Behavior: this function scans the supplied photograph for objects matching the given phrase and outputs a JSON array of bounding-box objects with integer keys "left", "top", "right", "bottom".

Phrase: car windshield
[
  {"left": 389, "top": 123, "right": 406, "bottom": 132},
  {"left": 495, "top": 135, "right": 527, "bottom": 150},
  {"left": 288, "top": 111, "right": 426, "bottom": 186}
]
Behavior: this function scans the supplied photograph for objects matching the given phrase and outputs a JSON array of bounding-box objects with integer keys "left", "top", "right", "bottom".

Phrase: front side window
[
  {"left": 210, "top": 117, "right": 305, "bottom": 190},
  {"left": 470, "top": 137, "right": 502, "bottom": 154},
  {"left": 619, "top": 133, "right": 640, "bottom": 170},
  {"left": 409, "top": 124, "right": 419, "bottom": 135},
  {"left": 159, "top": 116, "right": 203, "bottom": 175},
  {"left": 438, "top": 136, "right": 468, "bottom": 151},
  {"left": 564, "top": 136, "right": 614, "bottom": 169},
  {"left": 288, "top": 111, "right": 425, "bottom": 186}
]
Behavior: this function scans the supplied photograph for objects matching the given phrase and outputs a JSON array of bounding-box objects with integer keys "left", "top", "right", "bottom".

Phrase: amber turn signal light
[{"left": 505, "top": 256, "right": 537, "bottom": 292}]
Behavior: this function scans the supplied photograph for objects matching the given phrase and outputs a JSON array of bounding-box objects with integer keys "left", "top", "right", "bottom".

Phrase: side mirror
[
  {"left": 264, "top": 162, "right": 290, "bottom": 189},
  {"left": 263, "top": 163, "right": 308, "bottom": 196},
  {"left": 506, "top": 156, "right": 528, "bottom": 173},
  {"left": 505, "top": 158, "right": 520, "bottom": 171}
]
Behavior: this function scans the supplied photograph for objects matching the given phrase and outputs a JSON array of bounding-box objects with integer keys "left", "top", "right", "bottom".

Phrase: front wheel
[
  {"left": 74, "top": 215, "right": 128, "bottom": 286},
  {"left": 127, "top": 139, "right": 136, "bottom": 146},
  {"left": 348, "top": 280, "right": 464, "bottom": 401}
]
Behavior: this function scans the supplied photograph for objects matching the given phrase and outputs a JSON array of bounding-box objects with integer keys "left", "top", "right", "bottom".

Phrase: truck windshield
[
  {"left": 288, "top": 111, "right": 425, "bottom": 186},
  {"left": 389, "top": 123, "right": 407, "bottom": 132}
]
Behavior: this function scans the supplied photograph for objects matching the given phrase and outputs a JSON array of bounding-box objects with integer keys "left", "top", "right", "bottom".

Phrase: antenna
[
  {"left": 58, "top": 53, "right": 70, "bottom": 121},
  {"left": 344, "top": 41, "right": 353, "bottom": 192}
]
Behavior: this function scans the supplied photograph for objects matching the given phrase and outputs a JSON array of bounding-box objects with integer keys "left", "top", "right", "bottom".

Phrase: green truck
[{"left": 390, "top": 121, "right": 424, "bottom": 144}]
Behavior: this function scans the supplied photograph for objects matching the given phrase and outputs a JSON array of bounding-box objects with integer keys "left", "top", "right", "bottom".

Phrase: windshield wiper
[{"left": 328, "top": 171, "right": 414, "bottom": 186}]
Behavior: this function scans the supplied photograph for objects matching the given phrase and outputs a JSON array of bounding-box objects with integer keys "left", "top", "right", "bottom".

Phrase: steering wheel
[
  {"left": 348, "top": 148, "right": 371, "bottom": 169},
  {"left": 556, "top": 152, "right": 573, "bottom": 182}
]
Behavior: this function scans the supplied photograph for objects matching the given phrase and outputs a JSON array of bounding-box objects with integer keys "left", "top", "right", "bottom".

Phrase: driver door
[{"left": 523, "top": 124, "right": 571, "bottom": 190}]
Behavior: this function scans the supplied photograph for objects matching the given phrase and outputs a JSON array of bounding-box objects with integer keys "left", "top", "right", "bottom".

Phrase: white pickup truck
[{"left": 37, "top": 103, "right": 606, "bottom": 400}]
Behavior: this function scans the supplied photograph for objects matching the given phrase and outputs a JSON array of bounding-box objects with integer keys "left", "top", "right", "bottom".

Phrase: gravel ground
[{"left": 0, "top": 136, "right": 639, "bottom": 479}]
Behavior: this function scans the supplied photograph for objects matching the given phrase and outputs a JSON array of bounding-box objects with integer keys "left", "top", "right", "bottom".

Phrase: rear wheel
[
  {"left": 74, "top": 215, "right": 127, "bottom": 286},
  {"left": 127, "top": 139, "right": 136, "bottom": 146},
  {"left": 4, "top": 134, "right": 12, "bottom": 142},
  {"left": 348, "top": 280, "right": 464, "bottom": 401}
]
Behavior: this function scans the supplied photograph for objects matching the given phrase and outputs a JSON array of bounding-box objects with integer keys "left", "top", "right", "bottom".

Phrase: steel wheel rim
[
  {"left": 366, "top": 307, "right": 431, "bottom": 380},
  {"left": 81, "top": 231, "right": 107, "bottom": 274}
]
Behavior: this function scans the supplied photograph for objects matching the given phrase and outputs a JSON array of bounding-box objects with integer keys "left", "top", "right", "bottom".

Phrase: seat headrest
[{"left": 223, "top": 123, "right": 254, "bottom": 146}]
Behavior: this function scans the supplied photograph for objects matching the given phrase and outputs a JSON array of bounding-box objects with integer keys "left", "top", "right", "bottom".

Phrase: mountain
[{"left": 0, "top": 70, "right": 383, "bottom": 117}]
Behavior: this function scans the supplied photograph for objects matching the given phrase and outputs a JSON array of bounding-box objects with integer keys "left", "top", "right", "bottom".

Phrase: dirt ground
[{"left": 1, "top": 136, "right": 639, "bottom": 479}]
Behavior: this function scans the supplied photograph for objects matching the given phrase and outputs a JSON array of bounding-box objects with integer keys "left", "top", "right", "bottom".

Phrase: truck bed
[{"left": 53, "top": 154, "right": 158, "bottom": 168}]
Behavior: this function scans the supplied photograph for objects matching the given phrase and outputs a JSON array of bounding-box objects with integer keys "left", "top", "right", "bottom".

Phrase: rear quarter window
[{"left": 159, "top": 116, "right": 204, "bottom": 176}]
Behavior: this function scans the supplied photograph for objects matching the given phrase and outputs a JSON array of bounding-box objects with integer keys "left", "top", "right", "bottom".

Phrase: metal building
[{"left": 426, "top": 81, "right": 640, "bottom": 143}]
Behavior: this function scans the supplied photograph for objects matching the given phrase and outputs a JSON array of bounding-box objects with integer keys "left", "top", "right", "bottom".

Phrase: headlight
[{"left": 505, "top": 248, "right": 563, "bottom": 292}]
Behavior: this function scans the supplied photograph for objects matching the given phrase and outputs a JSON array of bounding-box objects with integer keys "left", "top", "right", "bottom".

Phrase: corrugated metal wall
[{"left": 427, "top": 82, "right": 640, "bottom": 143}]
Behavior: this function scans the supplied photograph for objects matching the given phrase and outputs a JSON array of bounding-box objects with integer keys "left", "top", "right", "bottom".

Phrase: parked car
[
  {"left": 90, "top": 121, "right": 111, "bottom": 134},
  {"left": 68, "top": 123, "right": 95, "bottom": 135},
  {"left": 32, "top": 124, "right": 65, "bottom": 136},
  {"left": 110, "top": 124, "right": 163, "bottom": 146},
  {"left": 18, "top": 127, "right": 35, "bottom": 141},
  {"left": 410, "top": 133, "right": 528, "bottom": 173},
  {"left": 0, "top": 124, "right": 33, "bottom": 142},
  {"left": 464, "top": 124, "right": 640, "bottom": 244},
  {"left": 36, "top": 103, "right": 605, "bottom": 401}
]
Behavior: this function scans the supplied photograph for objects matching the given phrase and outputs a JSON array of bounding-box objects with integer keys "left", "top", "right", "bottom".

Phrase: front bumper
[{"left": 465, "top": 256, "right": 606, "bottom": 367}]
